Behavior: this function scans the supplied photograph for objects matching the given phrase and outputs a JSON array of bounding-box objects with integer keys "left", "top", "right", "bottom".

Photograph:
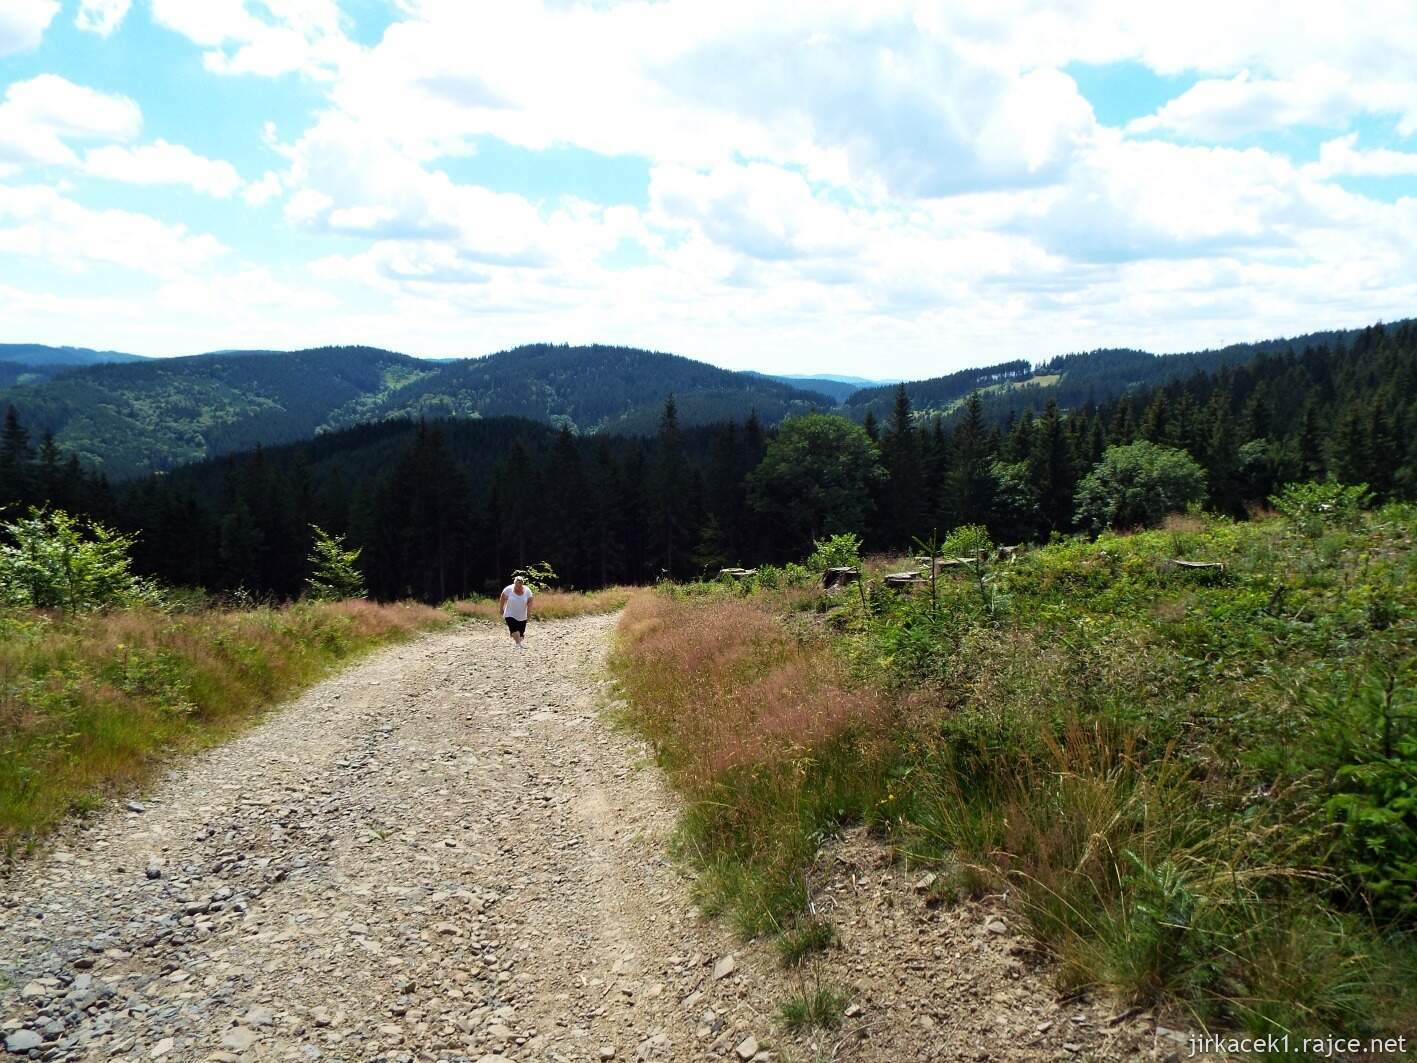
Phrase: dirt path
[{"left": 1, "top": 616, "right": 1186, "bottom": 1063}]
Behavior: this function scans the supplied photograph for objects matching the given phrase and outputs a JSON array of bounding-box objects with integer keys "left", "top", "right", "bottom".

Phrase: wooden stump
[
  {"left": 822, "top": 567, "right": 860, "bottom": 589},
  {"left": 883, "top": 570, "right": 928, "bottom": 590}
]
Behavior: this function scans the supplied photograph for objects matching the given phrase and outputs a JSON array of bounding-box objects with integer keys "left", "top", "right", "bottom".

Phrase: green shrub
[
  {"left": 1270, "top": 481, "right": 1372, "bottom": 537},
  {"left": 1073, "top": 441, "right": 1207, "bottom": 534},
  {"left": 807, "top": 532, "right": 863, "bottom": 572},
  {"left": 0, "top": 508, "right": 159, "bottom": 613}
]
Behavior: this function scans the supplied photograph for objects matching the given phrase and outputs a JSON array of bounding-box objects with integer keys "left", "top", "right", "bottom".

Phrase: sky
[{"left": 0, "top": 1, "right": 1415, "bottom": 377}]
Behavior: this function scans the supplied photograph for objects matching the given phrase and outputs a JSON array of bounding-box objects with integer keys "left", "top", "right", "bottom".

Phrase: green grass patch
[
  {"left": 777, "top": 919, "right": 837, "bottom": 966},
  {"left": 0, "top": 598, "right": 451, "bottom": 852},
  {"left": 779, "top": 985, "right": 849, "bottom": 1032}
]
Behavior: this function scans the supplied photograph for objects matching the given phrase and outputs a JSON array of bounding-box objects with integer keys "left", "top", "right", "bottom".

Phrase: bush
[
  {"left": 1270, "top": 481, "right": 1372, "bottom": 537},
  {"left": 807, "top": 533, "right": 863, "bottom": 572},
  {"left": 1073, "top": 441, "right": 1207, "bottom": 534},
  {"left": 0, "top": 508, "right": 158, "bottom": 613}
]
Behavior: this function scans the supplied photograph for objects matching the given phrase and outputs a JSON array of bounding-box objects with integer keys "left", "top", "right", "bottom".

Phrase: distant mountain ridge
[
  {"left": 0, "top": 342, "right": 830, "bottom": 479},
  {"left": 0, "top": 343, "right": 149, "bottom": 368},
  {"left": 845, "top": 320, "right": 1417, "bottom": 423}
]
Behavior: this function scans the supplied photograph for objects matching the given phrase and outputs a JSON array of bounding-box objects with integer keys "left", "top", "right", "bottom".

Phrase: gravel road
[
  {"left": 0, "top": 616, "right": 795, "bottom": 1063},
  {"left": 1, "top": 615, "right": 1196, "bottom": 1063}
]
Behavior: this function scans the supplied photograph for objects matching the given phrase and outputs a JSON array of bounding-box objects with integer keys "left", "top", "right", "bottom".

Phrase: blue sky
[{"left": 0, "top": 1, "right": 1414, "bottom": 376}]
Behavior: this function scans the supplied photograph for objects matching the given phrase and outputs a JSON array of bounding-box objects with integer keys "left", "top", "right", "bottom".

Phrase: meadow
[{"left": 610, "top": 502, "right": 1417, "bottom": 1053}]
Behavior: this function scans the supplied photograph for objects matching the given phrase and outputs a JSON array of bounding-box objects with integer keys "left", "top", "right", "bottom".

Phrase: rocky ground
[{"left": 2, "top": 614, "right": 1205, "bottom": 1062}]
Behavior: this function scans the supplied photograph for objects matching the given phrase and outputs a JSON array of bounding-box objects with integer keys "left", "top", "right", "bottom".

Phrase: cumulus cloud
[
  {"left": 243, "top": 170, "right": 284, "bottom": 205},
  {"left": 150, "top": 0, "right": 355, "bottom": 79},
  {"left": 1311, "top": 134, "right": 1417, "bottom": 178},
  {"left": 0, "top": 75, "right": 141, "bottom": 167},
  {"left": 75, "top": 0, "right": 131, "bottom": 37},
  {"left": 1128, "top": 70, "right": 1361, "bottom": 140},
  {"left": 0, "top": 184, "right": 226, "bottom": 275},
  {"left": 6, "top": 0, "right": 1417, "bottom": 368},
  {"left": 0, "top": 0, "right": 57, "bottom": 56},
  {"left": 84, "top": 140, "right": 244, "bottom": 197}
]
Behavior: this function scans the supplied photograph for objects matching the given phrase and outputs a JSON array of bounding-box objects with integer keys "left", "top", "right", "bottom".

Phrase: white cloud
[
  {"left": 149, "top": 0, "right": 356, "bottom": 79},
  {"left": 84, "top": 139, "right": 244, "bottom": 197},
  {"left": 7, "top": 0, "right": 1417, "bottom": 371},
  {"left": 328, "top": 2, "right": 1098, "bottom": 195},
  {"left": 1311, "top": 134, "right": 1417, "bottom": 178},
  {"left": 0, "top": 75, "right": 141, "bottom": 167},
  {"left": 243, "top": 170, "right": 283, "bottom": 205},
  {"left": 1128, "top": 69, "right": 1362, "bottom": 140},
  {"left": 0, "top": 0, "right": 57, "bottom": 56},
  {"left": 649, "top": 162, "right": 861, "bottom": 262},
  {"left": 75, "top": 0, "right": 131, "bottom": 37},
  {"left": 0, "top": 184, "right": 226, "bottom": 276}
]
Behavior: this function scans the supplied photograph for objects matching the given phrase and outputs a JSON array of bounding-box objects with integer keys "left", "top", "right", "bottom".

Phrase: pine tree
[
  {"left": 653, "top": 396, "right": 688, "bottom": 578},
  {"left": 1029, "top": 399, "right": 1076, "bottom": 532},
  {"left": 949, "top": 393, "right": 996, "bottom": 527},
  {"left": 0, "top": 405, "right": 33, "bottom": 508},
  {"left": 880, "top": 384, "right": 925, "bottom": 546}
]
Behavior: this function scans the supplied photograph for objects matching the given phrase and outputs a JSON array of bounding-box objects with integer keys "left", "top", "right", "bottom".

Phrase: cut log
[
  {"left": 822, "top": 566, "right": 860, "bottom": 589},
  {"left": 718, "top": 567, "right": 757, "bottom": 580},
  {"left": 1165, "top": 559, "right": 1225, "bottom": 571}
]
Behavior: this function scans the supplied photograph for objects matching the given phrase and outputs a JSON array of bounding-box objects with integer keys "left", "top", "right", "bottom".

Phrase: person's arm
[
  {"left": 526, "top": 593, "right": 534, "bottom": 619},
  {"left": 497, "top": 589, "right": 507, "bottom": 612}
]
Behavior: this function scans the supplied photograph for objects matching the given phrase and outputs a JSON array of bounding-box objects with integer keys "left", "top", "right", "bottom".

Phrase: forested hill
[
  {"left": 0, "top": 342, "right": 830, "bottom": 479},
  {"left": 330, "top": 343, "right": 831, "bottom": 434},
  {"left": 0, "top": 317, "right": 1408, "bottom": 603},
  {"left": 846, "top": 319, "right": 1416, "bottom": 424}
]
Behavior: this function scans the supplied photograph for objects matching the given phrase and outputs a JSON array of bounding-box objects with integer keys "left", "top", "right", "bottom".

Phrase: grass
[
  {"left": 610, "top": 590, "right": 891, "bottom": 935},
  {"left": 777, "top": 918, "right": 837, "bottom": 966},
  {"left": 610, "top": 504, "right": 1417, "bottom": 1056},
  {"left": 779, "top": 985, "right": 849, "bottom": 1031},
  {"left": 450, "top": 586, "right": 633, "bottom": 622},
  {"left": 0, "top": 598, "right": 451, "bottom": 852}
]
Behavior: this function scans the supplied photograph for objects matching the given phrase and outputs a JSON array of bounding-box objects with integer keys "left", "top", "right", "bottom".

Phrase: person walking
[{"left": 498, "top": 575, "right": 534, "bottom": 647}]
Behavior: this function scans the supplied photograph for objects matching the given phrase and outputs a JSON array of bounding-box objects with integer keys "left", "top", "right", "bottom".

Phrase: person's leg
[{"left": 505, "top": 617, "right": 518, "bottom": 642}]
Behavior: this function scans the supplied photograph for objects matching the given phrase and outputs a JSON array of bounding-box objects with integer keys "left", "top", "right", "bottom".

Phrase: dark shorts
[{"left": 505, "top": 616, "right": 527, "bottom": 635}]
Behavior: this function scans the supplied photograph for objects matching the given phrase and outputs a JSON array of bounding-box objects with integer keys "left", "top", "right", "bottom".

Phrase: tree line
[{"left": 0, "top": 320, "right": 1412, "bottom": 601}]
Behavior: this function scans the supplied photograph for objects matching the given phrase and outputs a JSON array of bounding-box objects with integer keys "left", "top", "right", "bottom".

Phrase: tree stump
[
  {"left": 822, "top": 567, "right": 860, "bottom": 589},
  {"left": 883, "top": 570, "right": 928, "bottom": 590}
]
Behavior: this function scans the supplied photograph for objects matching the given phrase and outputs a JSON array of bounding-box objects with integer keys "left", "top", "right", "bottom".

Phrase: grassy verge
[
  {"left": 611, "top": 507, "right": 1417, "bottom": 1054},
  {"left": 451, "top": 586, "right": 633, "bottom": 622},
  {"left": 0, "top": 598, "right": 451, "bottom": 852}
]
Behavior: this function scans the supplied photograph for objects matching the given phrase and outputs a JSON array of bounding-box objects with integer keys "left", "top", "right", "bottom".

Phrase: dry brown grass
[
  {"left": 610, "top": 590, "right": 891, "bottom": 932},
  {"left": 0, "top": 599, "right": 450, "bottom": 852},
  {"left": 614, "top": 592, "right": 885, "bottom": 782},
  {"left": 450, "top": 587, "right": 632, "bottom": 622}
]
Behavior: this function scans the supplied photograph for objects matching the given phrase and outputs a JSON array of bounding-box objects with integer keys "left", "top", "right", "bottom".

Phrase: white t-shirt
[{"left": 502, "top": 584, "right": 533, "bottom": 621}]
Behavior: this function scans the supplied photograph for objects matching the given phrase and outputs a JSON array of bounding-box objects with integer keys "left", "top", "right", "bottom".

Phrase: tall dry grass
[
  {"left": 0, "top": 599, "right": 449, "bottom": 852},
  {"left": 451, "top": 586, "right": 632, "bottom": 622},
  {"left": 611, "top": 591, "right": 891, "bottom": 933}
]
